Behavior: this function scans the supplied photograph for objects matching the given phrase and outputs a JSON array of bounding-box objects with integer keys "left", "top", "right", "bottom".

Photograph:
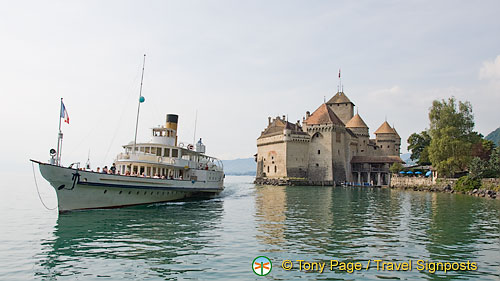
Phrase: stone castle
[{"left": 255, "top": 90, "right": 403, "bottom": 186}]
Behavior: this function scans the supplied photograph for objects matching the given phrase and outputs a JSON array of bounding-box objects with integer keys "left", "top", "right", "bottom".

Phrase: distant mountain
[
  {"left": 222, "top": 158, "right": 256, "bottom": 176},
  {"left": 400, "top": 152, "right": 417, "bottom": 166},
  {"left": 486, "top": 127, "right": 500, "bottom": 146}
]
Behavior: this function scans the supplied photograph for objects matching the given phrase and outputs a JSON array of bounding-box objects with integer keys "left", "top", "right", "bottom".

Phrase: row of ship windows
[{"left": 102, "top": 190, "right": 179, "bottom": 196}]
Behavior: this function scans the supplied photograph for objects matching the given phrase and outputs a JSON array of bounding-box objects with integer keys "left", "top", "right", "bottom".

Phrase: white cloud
[{"left": 479, "top": 55, "right": 500, "bottom": 80}]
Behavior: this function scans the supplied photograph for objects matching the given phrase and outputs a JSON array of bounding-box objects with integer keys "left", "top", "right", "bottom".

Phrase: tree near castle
[
  {"left": 407, "top": 130, "right": 431, "bottom": 165},
  {"left": 427, "top": 97, "right": 483, "bottom": 177}
]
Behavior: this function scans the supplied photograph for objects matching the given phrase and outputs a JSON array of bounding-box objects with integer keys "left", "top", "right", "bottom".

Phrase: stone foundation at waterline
[{"left": 390, "top": 176, "right": 499, "bottom": 199}]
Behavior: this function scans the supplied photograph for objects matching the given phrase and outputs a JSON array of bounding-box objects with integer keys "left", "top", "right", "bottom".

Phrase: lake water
[{"left": 1, "top": 175, "right": 500, "bottom": 280}]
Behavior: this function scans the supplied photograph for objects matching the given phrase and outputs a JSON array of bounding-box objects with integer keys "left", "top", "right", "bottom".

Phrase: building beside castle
[{"left": 255, "top": 91, "right": 403, "bottom": 186}]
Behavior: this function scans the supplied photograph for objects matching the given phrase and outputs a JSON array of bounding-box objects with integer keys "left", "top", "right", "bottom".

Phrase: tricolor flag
[{"left": 60, "top": 100, "right": 69, "bottom": 124}]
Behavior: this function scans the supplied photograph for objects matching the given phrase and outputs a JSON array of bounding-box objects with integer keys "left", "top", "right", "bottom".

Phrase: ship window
[
  {"left": 172, "top": 149, "right": 179, "bottom": 158},
  {"left": 140, "top": 166, "right": 145, "bottom": 175},
  {"left": 140, "top": 146, "right": 145, "bottom": 152},
  {"left": 147, "top": 167, "right": 151, "bottom": 176},
  {"left": 128, "top": 191, "right": 131, "bottom": 194},
  {"left": 104, "top": 190, "right": 107, "bottom": 194},
  {"left": 151, "top": 147, "right": 157, "bottom": 155},
  {"left": 119, "top": 191, "right": 122, "bottom": 194},
  {"left": 145, "top": 147, "right": 150, "bottom": 154},
  {"left": 164, "top": 148, "right": 170, "bottom": 157}
]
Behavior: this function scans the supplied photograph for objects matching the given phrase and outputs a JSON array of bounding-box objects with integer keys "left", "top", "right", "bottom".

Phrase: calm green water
[{"left": 1, "top": 175, "right": 500, "bottom": 280}]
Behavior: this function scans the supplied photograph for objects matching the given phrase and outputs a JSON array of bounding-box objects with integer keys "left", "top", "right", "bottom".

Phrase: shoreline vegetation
[
  {"left": 390, "top": 176, "right": 499, "bottom": 200},
  {"left": 403, "top": 96, "right": 500, "bottom": 198}
]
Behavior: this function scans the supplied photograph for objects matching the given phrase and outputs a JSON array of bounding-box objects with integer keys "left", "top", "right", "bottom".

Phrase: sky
[{"left": 1, "top": 0, "right": 500, "bottom": 172}]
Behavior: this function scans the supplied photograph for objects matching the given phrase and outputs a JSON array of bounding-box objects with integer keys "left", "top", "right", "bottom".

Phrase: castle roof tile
[
  {"left": 374, "top": 121, "right": 396, "bottom": 134},
  {"left": 305, "top": 103, "right": 345, "bottom": 126},
  {"left": 345, "top": 113, "right": 368, "bottom": 128},
  {"left": 326, "top": 91, "right": 354, "bottom": 105},
  {"left": 351, "top": 155, "right": 404, "bottom": 164}
]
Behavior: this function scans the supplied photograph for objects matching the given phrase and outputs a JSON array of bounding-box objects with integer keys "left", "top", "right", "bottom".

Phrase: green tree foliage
[
  {"left": 468, "top": 157, "right": 488, "bottom": 180},
  {"left": 407, "top": 131, "right": 431, "bottom": 165},
  {"left": 489, "top": 147, "right": 500, "bottom": 176},
  {"left": 455, "top": 176, "right": 481, "bottom": 192},
  {"left": 471, "top": 139, "right": 494, "bottom": 161},
  {"left": 389, "top": 162, "right": 403, "bottom": 174},
  {"left": 466, "top": 146, "right": 500, "bottom": 180},
  {"left": 428, "top": 97, "right": 477, "bottom": 177}
]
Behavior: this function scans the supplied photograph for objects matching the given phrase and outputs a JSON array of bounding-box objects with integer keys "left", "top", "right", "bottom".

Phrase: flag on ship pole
[
  {"left": 60, "top": 99, "right": 69, "bottom": 124},
  {"left": 57, "top": 98, "right": 69, "bottom": 166}
]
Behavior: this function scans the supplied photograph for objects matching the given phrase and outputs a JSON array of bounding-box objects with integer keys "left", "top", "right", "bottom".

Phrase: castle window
[
  {"left": 318, "top": 150, "right": 320, "bottom": 154},
  {"left": 267, "top": 166, "right": 270, "bottom": 173},
  {"left": 361, "top": 150, "right": 364, "bottom": 152},
  {"left": 274, "top": 166, "right": 277, "bottom": 173},
  {"left": 387, "top": 145, "right": 390, "bottom": 148},
  {"left": 338, "top": 149, "right": 340, "bottom": 155},
  {"left": 316, "top": 163, "right": 319, "bottom": 167}
]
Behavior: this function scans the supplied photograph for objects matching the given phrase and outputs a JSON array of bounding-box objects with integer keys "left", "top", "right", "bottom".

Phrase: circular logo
[{"left": 252, "top": 256, "right": 272, "bottom": 276}]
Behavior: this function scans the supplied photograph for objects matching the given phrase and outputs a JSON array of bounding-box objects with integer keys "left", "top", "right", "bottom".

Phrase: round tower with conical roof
[
  {"left": 374, "top": 121, "right": 399, "bottom": 156},
  {"left": 345, "top": 113, "right": 370, "bottom": 155}
]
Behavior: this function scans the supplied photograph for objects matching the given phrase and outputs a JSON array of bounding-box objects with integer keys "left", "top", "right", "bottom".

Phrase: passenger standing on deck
[
  {"left": 110, "top": 163, "right": 116, "bottom": 174},
  {"left": 102, "top": 166, "right": 108, "bottom": 173},
  {"left": 96, "top": 167, "right": 100, "bottom": 173}
]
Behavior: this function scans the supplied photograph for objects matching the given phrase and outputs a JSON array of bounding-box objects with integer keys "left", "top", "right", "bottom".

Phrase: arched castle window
[
  {"left": 274, "top": 166, "right": 277, "bottom": 173},
  {"left": 267, "top": 166, "right": 270, "bottom": 173},
  {"left": 312, "top": 132, "right": 323, "bottom": 139}
]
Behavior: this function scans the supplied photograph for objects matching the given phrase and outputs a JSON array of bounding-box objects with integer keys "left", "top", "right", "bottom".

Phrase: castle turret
[
  {"left": 345, "top": 113, "right": 369, "bottom": 137},
  {"left": 326, "top": 91, "right": 354, "bottom": 125},
  {"left": 345, "top": 113, "right": 369, "bottom": 155},
  {"left": 374, "top": 121, "right": 398, "bottom": 156}
]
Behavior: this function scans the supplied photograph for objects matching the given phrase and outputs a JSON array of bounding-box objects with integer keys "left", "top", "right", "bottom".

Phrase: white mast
[
  {"left": 192, "top": 109, "right": 198, "bottom": 146},
  {"left": 56, "top": 98, "right": 63, "bottom": 166},
  {"left": 133, "top": 54, "right": 146, "bottom": 154}
]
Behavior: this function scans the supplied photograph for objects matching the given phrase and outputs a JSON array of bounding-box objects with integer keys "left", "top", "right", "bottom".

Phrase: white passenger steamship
[{"left": 32, "top": 113, "right": 224, "bottom": 212}]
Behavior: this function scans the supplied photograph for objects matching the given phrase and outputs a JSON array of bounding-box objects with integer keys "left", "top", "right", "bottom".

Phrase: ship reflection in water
[{"left": 35, "top": 200, "right": 224, "bottom": 280}]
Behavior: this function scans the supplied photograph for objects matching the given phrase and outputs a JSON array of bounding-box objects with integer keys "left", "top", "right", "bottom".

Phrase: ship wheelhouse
[{"left": 114, "top": 120, "right": 223, "bottom": 182}]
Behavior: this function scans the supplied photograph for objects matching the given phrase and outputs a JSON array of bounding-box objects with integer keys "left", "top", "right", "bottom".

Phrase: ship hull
[{"left": 34, "top": 161, "right": 224, "bottom": 212}]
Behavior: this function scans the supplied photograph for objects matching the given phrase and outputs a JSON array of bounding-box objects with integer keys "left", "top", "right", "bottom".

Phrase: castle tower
[
  {"left": 392, "top": 126, "right": 401, "bottom": 155},
  {"left": 304, "top": 103, "right": 347, "bottom": 184},
  {"left": 345, "top": 113, "right": 369, "bottom": 155},
  {"left": 326, "top": 92, "right": 354, "bottom": 125},
  {"left": 256, "top": 116, "right": 310, "bottom": 180},
  {"left": 374, "top": 121, "right": 398, "bottom": 156}
]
